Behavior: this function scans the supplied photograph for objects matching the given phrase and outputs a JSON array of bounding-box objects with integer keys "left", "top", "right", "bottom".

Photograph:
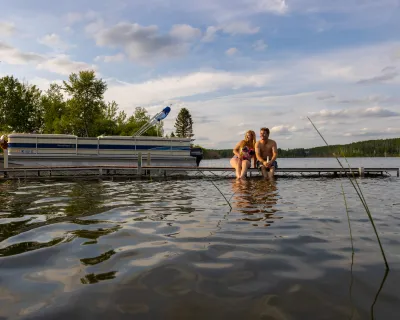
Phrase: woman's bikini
[{"left": 232, "top": 145, "right": 255, "bottom": 161}]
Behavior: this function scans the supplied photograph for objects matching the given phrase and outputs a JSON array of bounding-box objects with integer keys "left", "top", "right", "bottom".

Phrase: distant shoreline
[
  {"left": 203, "top": 155, "right": 400, "bottom": 160},
  {"left": 199, "top": 137, "right": 400, "bottom": 159}
]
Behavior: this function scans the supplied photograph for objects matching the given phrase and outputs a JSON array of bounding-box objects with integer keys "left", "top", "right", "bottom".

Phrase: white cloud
[
  {"left": 202, "top": 26, "right": 219, "bottom": 42},
  {"left": 344, "top": 127, "right": 400, "bottom": 137},
  {"left": 201, "top": 22, "right": 260, "bottom": 42},
  {"left": 289, "top": 0, "right": 398, "bottom": 14},
  {"left": 178, "top": 0, "right": 289, "bottom": 23},
  {"left": 64, "top": 26, "right": 74, "bottom": 34},
  {"left": 394, "top": 49, "right": 400, "bottom": 60},
  {"left": 169, "top": 24, "right": 201, "bottom": 40},
  {"left": 65, "top": 12, "right": 83, "bottom": 25},
  {"left": 253, "top": 39, "right": 267, "bottom": 51},
  {"left": 105, "top": 70, "right": 271, "bottom": 109},
  {"left": 94, "top": 53, "right": 125, "bottom": 63},
  {"left": 38, "top": 33, "right": 70, "bottom": 51},
  {"left": 279, "top": 41, "right": 400, "bottom": 85},
  {"left": 37, "top": 55, "right": 96, "bottom": 75},
  {"left": 271, "top": 125, "right": 297, "bottom": 135},
  {"left": 357, "top": 67, "right": 398, "bottom": 84},
  {"left": 84, "top": 18, "right": 105, "bottom": 35},
  {"left": 0, "top": 42, "right": 44, "bottom": 64},
  {"left": 221, "top": 21, "right": 260, "bottom": 35},
  {"left": 271, "top": 125, "right": 310, "bottom": 135},
  {"left": 29, "top": 77, "right": 64, "bottom": 91},
  {"left": 0, "top": 21, "right": 16, "bottom": 36},
  {"left": 226, "top": 47, "right": 238, "bottom": 56},
  {"left": 363, "top": 106, "right": 400, "bottom": 117},
  {"left": 88, "top": 22, "right": 200, "bottom": 63},
  {"left": 253, "top": 0, "right": 289, "bottom": 15},
  {"left": 0, "top": 42, "right": 93, "bottom": 76},
  {"left": 65, "top": 11, "right": 100, "bottom": 25},
  {"left": 309, "top": 107, "right": 400, "bottom": 119}
]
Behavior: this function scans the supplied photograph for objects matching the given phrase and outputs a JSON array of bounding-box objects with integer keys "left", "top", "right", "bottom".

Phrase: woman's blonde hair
[{"left": 241, "top": 130, "right": 256, "bottom": 149}]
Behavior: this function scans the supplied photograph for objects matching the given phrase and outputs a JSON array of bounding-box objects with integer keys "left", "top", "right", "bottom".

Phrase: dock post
[
  {"left": 3, "top": 149, "right": 8, "bottom": 169},
  {"left": 138, "top": 152, "right": 142, "bottom": 176},
  {"left": 359, "top": 167, "right": 364, "bottom": 178},
  {"left": 397, "top": 169, "right": 399, "bottom": 177}
]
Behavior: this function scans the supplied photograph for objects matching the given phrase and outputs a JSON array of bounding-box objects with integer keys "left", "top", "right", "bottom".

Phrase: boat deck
[{"left": 0, "top": 165, "right": 398, "bottom": 180}]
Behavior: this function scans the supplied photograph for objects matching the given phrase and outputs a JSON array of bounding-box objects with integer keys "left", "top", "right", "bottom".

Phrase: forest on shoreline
[{"left": 202, "top": 137, "right": 400, "bottom": 159}]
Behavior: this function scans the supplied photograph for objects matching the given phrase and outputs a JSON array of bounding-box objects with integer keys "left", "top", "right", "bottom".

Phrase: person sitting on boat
[
  {"left": 255, "top": 127, "right": 278, "bottom": 179},
  {"left": 230, "top": 130, "right": 257, "bottom": 179}
]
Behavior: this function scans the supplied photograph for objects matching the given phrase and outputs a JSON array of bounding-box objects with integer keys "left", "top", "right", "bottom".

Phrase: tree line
[
  {"left": 201, "top": 137, "right": 400, "bottom": 159},
  {"left": 0, "top": 70, "right": 194, "bottom": 141}
]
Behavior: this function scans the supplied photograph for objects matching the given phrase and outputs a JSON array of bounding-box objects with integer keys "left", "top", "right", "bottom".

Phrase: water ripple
[{"left": 0, "top": 177, "right": 399, "bottom": 319}]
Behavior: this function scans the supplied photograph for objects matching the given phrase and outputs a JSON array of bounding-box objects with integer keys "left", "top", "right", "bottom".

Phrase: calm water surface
[{"left": 0, "top": 158, "right": 399, "bottom": 319}]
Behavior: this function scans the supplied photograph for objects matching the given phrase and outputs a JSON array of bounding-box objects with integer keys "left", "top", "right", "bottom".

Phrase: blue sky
[{"left": 1, "top": 0, "right": 400, "bottom": 149}]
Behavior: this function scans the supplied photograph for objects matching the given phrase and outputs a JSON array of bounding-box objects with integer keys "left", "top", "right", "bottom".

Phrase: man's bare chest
[{"left": 260, "top": 143, "right": 273, "bottom": 153}]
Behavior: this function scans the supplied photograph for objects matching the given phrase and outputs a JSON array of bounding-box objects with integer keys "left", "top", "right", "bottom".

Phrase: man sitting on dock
[{"left": 255, "top": 127, "right": 278, "bottom": 179}]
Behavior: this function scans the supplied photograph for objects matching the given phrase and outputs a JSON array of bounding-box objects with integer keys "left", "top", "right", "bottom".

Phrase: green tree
[
  {"left": 41, "top": 83, "right": 69, "bottom": 133},
  {"left": 95, "top": 101, "right": 125, "bottom": 136},
  {"left": 0, "top": 76, "right": 43, "bottom": 133},
  {"left": 63, "top": 70, "right": 107, "bottom": 137},
  {"left": 174, "top": 108, "right": 193, "bottom": 138},
  {"left": 119, "top": 107, "right": 164, "bottom": 136}
]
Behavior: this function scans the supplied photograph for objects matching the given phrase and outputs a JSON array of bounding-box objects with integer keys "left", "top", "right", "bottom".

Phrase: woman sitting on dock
[{"left": 230, "top": 130, "right": 257, "bottom": 179}]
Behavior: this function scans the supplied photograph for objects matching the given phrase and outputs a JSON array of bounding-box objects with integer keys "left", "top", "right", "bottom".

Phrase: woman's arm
[{"left": 233, "top": 140, "right": 243, "bottom": 158}]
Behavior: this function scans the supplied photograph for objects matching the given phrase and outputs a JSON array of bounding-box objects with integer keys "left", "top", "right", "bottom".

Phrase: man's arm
[{"left": 270, "top": 140, "right": 278, "bottom": 162}]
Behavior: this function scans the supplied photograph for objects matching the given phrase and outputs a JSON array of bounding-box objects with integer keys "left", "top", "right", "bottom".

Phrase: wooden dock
[{"left": 0, "top": 165, "right": 398, "bottom": 180}]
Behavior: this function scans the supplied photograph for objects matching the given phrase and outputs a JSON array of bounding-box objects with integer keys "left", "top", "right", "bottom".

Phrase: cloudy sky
[{"left": 1, "top": 0, "right": 400, "bottom": 149}]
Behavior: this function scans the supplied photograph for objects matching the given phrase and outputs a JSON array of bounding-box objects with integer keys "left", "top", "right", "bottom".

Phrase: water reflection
[
  {"left": 64, "top": 182, "right": 105, "bottom": 217},
  {"left": 0, "top": 178, "right": 399, "bottom": 319},
  {"left": 0, "top": 181, "right": 106, "bottom": 245},
  {"left": 80, "top": 250, "right": 116, "bottom": 266},
  {"left": 230, "top": 179, "right": 281, "bottom": 226},
  {"left": 81, "top": 271, "right": 117, "bottom": 284},
  {"left": 0, "top": 237, "right": 66, "bottom": 257},
  {"left": 371, "top": 268, "right": 390, "bottom": 320}
]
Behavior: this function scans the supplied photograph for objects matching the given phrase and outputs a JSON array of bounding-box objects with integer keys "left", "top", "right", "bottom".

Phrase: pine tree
[{"left": 174, "top": 108, "right": 193, "bottom": 138}]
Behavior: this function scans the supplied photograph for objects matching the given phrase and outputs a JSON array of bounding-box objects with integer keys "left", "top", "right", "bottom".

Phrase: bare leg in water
[
  {"left": 240, "top": 160, "right": 251, "bottom": 179},
  {"left": 260, "top": 165, "right": 276, "bottom": 180},
  {"left": 268, "top": 165, "right": 276, "bottom": 179},
  {"left": 230, "top": 157, "right": 242, "bottom": 179}
]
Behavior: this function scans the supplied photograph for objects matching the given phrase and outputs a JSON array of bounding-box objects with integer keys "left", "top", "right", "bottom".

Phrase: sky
[{"left": 1, "top": 0, "right": 400, "bottom": 149}]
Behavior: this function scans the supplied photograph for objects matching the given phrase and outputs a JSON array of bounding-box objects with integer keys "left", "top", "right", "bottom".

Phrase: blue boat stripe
[{"left": 8, "top": 143, "right": 190, "bottom": 151}]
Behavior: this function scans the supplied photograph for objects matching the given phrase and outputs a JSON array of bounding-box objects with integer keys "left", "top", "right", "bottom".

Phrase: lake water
[{"left": 0, "top": 158, "right": 399, "bottom": 319}]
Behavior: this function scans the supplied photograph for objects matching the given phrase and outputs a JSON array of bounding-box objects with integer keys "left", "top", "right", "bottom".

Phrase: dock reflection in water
[{"left": 0, "top": 177, "right": 399, "bottom": 319}]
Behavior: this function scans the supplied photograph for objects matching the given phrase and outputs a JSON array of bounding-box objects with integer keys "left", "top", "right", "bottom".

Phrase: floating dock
[{"left": 0, "top": 165, "right": 398, "bottom": 180}]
